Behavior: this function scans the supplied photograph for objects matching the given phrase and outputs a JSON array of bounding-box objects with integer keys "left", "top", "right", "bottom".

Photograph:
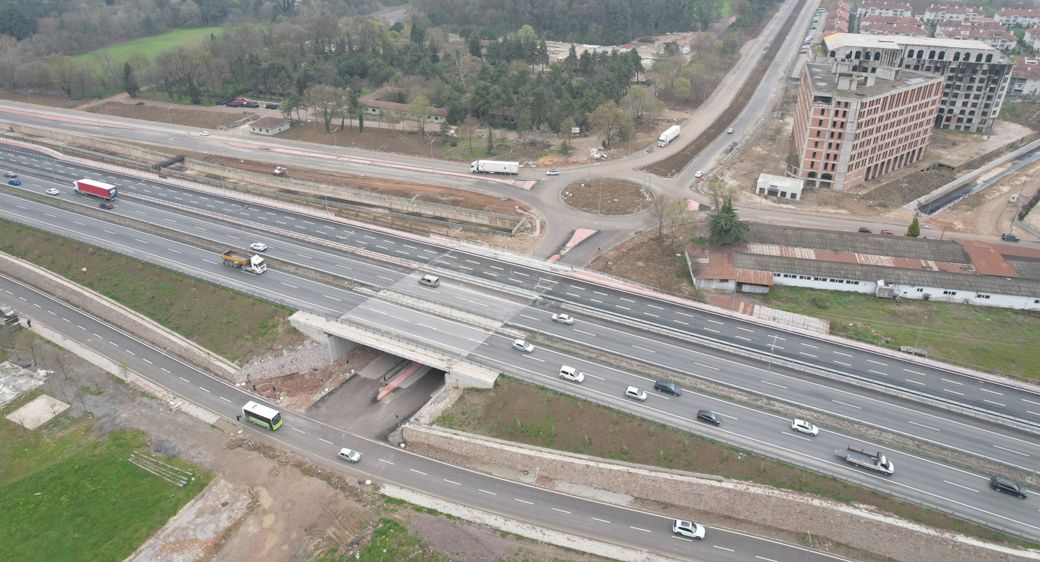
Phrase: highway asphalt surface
[
  {"left": 2, "top": 149, "right": 1040, "bottom": 540},
  {"left": 0, "top": 274, "right": 853, "bottom": 562}
]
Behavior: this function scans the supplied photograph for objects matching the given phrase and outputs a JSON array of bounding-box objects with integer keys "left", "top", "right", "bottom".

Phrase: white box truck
[
  {"left": 657, "top": 125, "right": 680, "bottom": 147},
  {"left": 470, "top": 160, "right": 520, "bottom": 175}
]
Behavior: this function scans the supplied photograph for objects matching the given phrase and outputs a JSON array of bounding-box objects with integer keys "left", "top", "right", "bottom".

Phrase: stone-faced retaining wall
[{"left": 402, "top": 423, "right": 1038, "bottom": 562}]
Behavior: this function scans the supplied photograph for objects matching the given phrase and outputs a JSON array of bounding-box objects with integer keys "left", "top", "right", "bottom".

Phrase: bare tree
[
  {"left": 705, "top": 179, "right": 736, "bottom": 210},
  {"left": 644, "top": 195, "right": 695, "bottom": 241},
  {"left": 304, "top": 84, "right": 345, "bottom": 132}
]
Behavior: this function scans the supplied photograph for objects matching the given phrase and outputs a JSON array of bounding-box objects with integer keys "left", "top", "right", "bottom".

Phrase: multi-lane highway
[
  {"left": 0, "top": 274, "right": 853, "bottom": 562},
  {"left": 2, "top": 146, "right": 1039, "bottom": 541}
]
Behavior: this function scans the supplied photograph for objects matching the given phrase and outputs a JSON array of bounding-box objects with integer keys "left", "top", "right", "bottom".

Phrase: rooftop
[
  {"left": 250, "top": 117, "right": 290, "bottom": 129},
  {"left": 824, "top": 32, "right": 997, "bottom": 52},
  {"left": 1012, "top": 57, "right": 1040, "bottom": 80},
  {"left": 804, "top": 61, "right": 942, "bottom": 98}
]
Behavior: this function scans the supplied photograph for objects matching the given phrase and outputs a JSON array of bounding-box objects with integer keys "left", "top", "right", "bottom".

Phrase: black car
[
  {"left": 858, "top": 227, "right": 873, "bottom": 234},
  {"left": 98, "top": 202, "right": 114, "bottom": 210},
  {"left": 216, "top": 97, "right": 235, "bottom": 106},
  {"left": 1001, "top": 233, "right": 1020, "bottom": 242},
  {"left": 654, "top": 380, "right": 681, "bottom": 396},
  {"left": 226, "top": 101, "right": 244, "bottom": 107},
  {"left": 697, "top": 410, "right": 721, "bottom": 426},
  {"left": 264, "top": 103, "right": 279, "bottom": 109},
  {"left": 990, "top": 476, "right": 1027, "bottom": 499}
]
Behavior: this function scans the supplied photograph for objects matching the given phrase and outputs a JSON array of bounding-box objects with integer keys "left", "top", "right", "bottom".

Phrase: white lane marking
[
  {"left": 220, "top": 397, "right": 231, "bottom": 403},
  {"left": 319, "top": 438, "right": 333, "bottom": 445},
  {"left": 632, "top": 345, "right": 656, "bottom": 353},
  {"left": 944, "top": 389, "right": 964, "bottom": 396},
  {"left": 904, "top": 369, "right": 928, "bottom": 376},
  {"left": 594, "top": 291, "right": 608, "bottom": 296},
  {"left": 980, "top": 388, "right": 1004, "bottom": 396},
  {"left": 574, "top": 329, "right": 596, "bottom": 337},
  {"left": 377, "top": 275, "right": 395, "bottom": 281},
  {"left": 908, "top": 421, "right": 940, "bottom": 432},
  {"left": 706, "top": 319, "right": 723, "bottom": 325},
  {"left": 592, "top": 517, "right": 610, "bottom": 523},
  {"left": 479, "top": 489, "right": 497, "bottom": 495},
  {"left": 566, "top": 292, "right": 581, "bottom": 298},
  {"left": 832, "top": 400, "right": 861, "bottom": 409},
  {"left": 281, "top": 283, "right": 298, "bottom": 289},
  {"left": 674, "top": 320, "right": 688, "bottom": 325},
  {"left": 291, "top": 428, "right": 305, "bottom": 434},
  {"left": 763, "top": 381, "right": 787, "bottom": 389},
  {"left": 647, "top": 304, "right": 663, "bottom": 309},
  {"left": 757, "top": 557, "right": 779, "bottom": 562},
  {"left": 867, "top": 359, "right": 888, "bottom": 366},
  {"left": 735, "top": 336, "right": 751, "bottom": 342},
  {"left": 905, "top": 379, "right": 926, "bottom": 386},
  {"left": 992, "top": 445, "right": 1029, "bottom": 457},
  {"left": 444, "top": 479, "right": 460, "bottom": 485},
  {"left": 644, "top": 312, "right": 659, "bottom": 318},
  {"left": 379, "top": 459, "right": 394, "bottom": 465},
  {"left": 552, "top": 508, "right": 571, "bottom": 514},
  {"left": 590, "top": 299, "right": 603, "bottom": 303},
  {"left": 677, "top": 312, "right": 694, "bottom": 317},
  {"left": 514, "top": 498, "right": 532, "bottom": 505},
  {"left": 942, "top": 378, "right": 964, "bottom": 385},
  {"left": 869, "top": 370, "right": 888, "bottom": 377},
  {"left": 1021, "top": 398, "right": 1040, "bottom": 406},
  {"left": 801, "top": 342, "right": 818, "bottom": 349},
  {"left": 324, "top": 295, "right": 341, "bottom": 301},
  {"left": 834, "top": 361, "right": 851, "bottom": 367},
  {"left": 984, "top": 399, "right": 1006, "bottom": 407},
  {"left": 620, "top": 297, "right": 635, "bottom": 303},
  {"left": 737, "top": 327, "right": 754, "bottom": 333},
  {"left": 800, "top": 352, "right": 817, "bottom": 358},
  {"left": 630, "top": 526, "right": 651, "bottom": 533},
  {"left": 411, "top": 469, "right": 427, "bottom": 476},
  {"left": 617, "top": 305, "right": 630, "bottom": 310},
  {"left": 713, "top": 546, "right": 734, "bottom": 552},
  {"left": 944, "top": 480, "right": 979, "bottom": 492},
  {"left": 704, "top": 328, "right": 719, "bottom": 333},
  {"left": 198, "top": 386, "right": 209, "bottom": 393},
  {"left": 833, "top": 351, "right": 852, "bottom": 357}
]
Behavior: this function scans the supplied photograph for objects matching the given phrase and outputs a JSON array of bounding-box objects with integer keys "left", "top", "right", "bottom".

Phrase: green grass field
[
  {"left": 72, "top": 27, "right": 226, "bottom": 64},
  {"left": 757, "top": 286, "right": 1040, "bottom": 380},
  {"left": 0, "top": 395, "right": 209, "bottom": 562}
]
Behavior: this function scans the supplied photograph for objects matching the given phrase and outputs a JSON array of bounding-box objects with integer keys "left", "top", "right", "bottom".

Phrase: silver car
[{"left": 337, "top": 448, "right": 361, "bottom": 463}]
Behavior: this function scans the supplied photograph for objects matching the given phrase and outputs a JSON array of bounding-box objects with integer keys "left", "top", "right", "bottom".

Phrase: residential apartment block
[
  {"left": 789, "top": 60, "right": 943, "bottom": 191},
  {"left": 1009, "top": 57, "right": 1040, "bottom": 100},
  {"left": 936, "top": 20, "right": 1018, "bottom": 51},
  {"left": 922, "top": 5, "right": 988, "bottom": 23},
  {"left": 1024, "top": 28, "right": 1040, "bottom": 50},
  {"left": 823, "top": 34, "right": 1012, "bottom": 133},
  {"left": 995, "top": 8, "right": 1040, "bottom": 28},
  {"left": 855, "top": 2, "right": 912, "bottom": 18},
  {"left": 860, "top": 23, "right": 928, "bottom": 37}
]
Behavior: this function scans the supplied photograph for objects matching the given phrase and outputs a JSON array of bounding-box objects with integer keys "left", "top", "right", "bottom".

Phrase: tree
[
  {"left": 304, "top": 84, "right": 344, "bottom": 132},
  {"left": 408, "top": 93, "right": 433, "bottom": 137},
  {"left": 907, "top": 216, "right": 921, "bottom": 237},
  {"left": 281, "top": 93, "right": 305, "bottom": 124},
  {"left": 704, "top": 179, "right": 735, "bottom": 210},
  {"left": 45, "top": 54, "right": 78, "bottom": 99},
  {"left": 673, "top": 77, "right": 692, "bottom": 103},
  {"left": 588, "top": 101, "right": 633, "bottom": 148},
  {"left": 358, "top": 111, "right": 364, "bottom": 133},
  {"left": 122, "top": 63, "right": 140, "bottom": 98},
  {"left": 645, "top": 196, "right": 693, "bottom": 241},
  {"left": 708, "top": 197, "right": 749, "bottom": 246}
]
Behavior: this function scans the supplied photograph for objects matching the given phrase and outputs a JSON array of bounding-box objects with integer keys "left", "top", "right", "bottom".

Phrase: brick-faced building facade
[
  {"left": 789, "top": 61, "right": 942, "bottom": 191},
  {"left": 823, "top": 34, "right": 1012, "bottom": 133}
]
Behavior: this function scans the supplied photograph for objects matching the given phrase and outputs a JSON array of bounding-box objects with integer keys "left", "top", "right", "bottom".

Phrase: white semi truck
[
  {"left": 835, "top": 446, "right": 894, "bottom": 475},
  {"left": 657, "top": 125, "right": 680, "bottom": 147},
  {"left": 469, "top": 160, "right": 520, "bottom": 175}
]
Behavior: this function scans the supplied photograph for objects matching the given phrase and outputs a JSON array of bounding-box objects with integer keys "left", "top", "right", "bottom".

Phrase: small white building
[
  {"left": 756, "top": 174, "right": 804, "bottom": 200},
  {"left": 249, "top": 117, "right": 291, "bottom": 136}
]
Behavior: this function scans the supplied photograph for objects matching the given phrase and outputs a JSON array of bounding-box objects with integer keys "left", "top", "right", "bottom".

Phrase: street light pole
[
  {"left": 24, "top": 89, "right": 34, "bottom": 110},
  {"left": 914, "top": 314, "right": 927, "bottom": 349},
  {"left": 165, "top": 106, "right": 173, "bottom": 126}
]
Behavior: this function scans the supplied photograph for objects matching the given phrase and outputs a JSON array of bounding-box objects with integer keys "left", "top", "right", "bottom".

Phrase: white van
[
  {"left": 419, "top": 274, "right": 440, "bottom": 287},
  {"left": 559, "top": 365, "right": 585, "bottom": 383}
]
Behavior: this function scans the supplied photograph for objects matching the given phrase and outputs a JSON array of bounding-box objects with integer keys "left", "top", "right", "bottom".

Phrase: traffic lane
[{"left": 510, "top": 309, "right": 1040, "bottom": 472}]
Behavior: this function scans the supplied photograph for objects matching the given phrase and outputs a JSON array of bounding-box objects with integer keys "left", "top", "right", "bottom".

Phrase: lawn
[
  {"left": 0, "top": 397, "right": 209, "bottom": 562},
  {"left": 756, "top": 286, "right": 1040, "bottom": 380},
  {"left": 72, "top": 27, "right": 226, "bottom": 64},
  {"left": 0, "top": 219, "right": 299, "bottom": 363},
  {"left": 436, "top": 377, "right": 1027, "bottom": 546}
]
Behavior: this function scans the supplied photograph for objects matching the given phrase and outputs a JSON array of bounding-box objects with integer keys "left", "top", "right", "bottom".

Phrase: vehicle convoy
[
  {"left": 657, "top": 125, "right": 681, "bottom": 147},
  {"left": 836, "top": 446, "right": 894, "bottom": 475},
  {"left": 220, "top": 249, "right": 267, "bottom": 274},
  {"left": 469, "top": 160, "right": 519, "bottom": 175},
  {"left": 73, "top": 178, "right": 117, "bottom": 200}
]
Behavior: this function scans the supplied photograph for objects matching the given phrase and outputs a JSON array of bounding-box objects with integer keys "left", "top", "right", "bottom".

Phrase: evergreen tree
[
  {"left": 708, "top": 197, "right": 749, "bottom": 246},
  {"left": 907, "top": 217, "right": 921, "bottom": 237},
  {"left": 122, "top": 63, "right": 140, "bottom": 98}
]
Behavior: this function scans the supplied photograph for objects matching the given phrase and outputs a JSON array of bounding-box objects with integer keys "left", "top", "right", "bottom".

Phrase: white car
[
  {"left": 727, "top": 127, "right": 734, "bottom": 134},
  {"left": 45, "top": 188, "right": 60, "bottom": 196},
  {"left": 625, "top": 386, "right": 647, "bottom": 401},
  {"left": 559, "top": 366, "right": 585, "bottom": 383},
  {"left": 791, "top": 419, "right": 819, "bottom": 436},
  {"left": 199, "top": 131, "right": 210, "bottom": 136},
  {"left": 694, "top": 171, "right": 704, "bottom": 178},
  {"left": 337, "top": 448, "right": 361, "bottom": 463},
  {"left": 512, "top": 339, "right": 534, "bottom": 353},
  {"left": 672, "top": 519, "right": 705, "bottom": 539},
  {"left": 551, "top": 313, "right": 574, "bottom": 325},
  {"left": 250, "top": 242, "right": 268, "bottom": 252},
  {"left": 546, "top": 169, "right": 560, "bottom": 176}
]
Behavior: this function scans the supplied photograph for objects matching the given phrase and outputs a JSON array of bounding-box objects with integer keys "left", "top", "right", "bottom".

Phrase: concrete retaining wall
[{"left": 402, "top": 422, "right": 1038, "bottom": 562}]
